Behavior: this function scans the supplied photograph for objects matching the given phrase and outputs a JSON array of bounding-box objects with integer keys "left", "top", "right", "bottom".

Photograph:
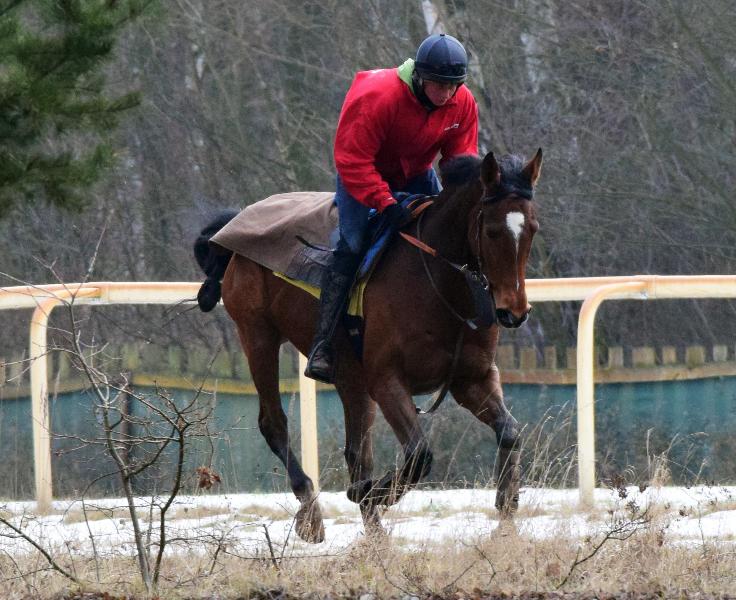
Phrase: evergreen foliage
[{"left": 0, "top": 0, "right": 153, "bottom": 217}]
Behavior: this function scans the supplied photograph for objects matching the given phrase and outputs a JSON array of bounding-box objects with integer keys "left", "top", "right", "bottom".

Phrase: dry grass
[
  {"left": 60, "top": 504, "right": 234, "bottom": 524},
  {"left": 236, "top": 504, "right": 293, "bottom": 521},
  {"left": 61, "top": 503, "right": 295, "bottom": 525},
  {"left": 2, "top": 521, "right": 735, "bottom": 599},
  {"left": 62, "top": 506, "right": 129, "bottom": 524},
  {"left": 170, "top": 504, "right": 232, "bottom": 520},
  {"left": 693, "top": 490, "right": 736, "bottom": 517},
  {"left": 2, "top": 425, "right": 732, "bottom": 599}
]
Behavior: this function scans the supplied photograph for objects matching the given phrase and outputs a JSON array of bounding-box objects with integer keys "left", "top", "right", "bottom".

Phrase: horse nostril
[
  {"left": 496, "top": 308, "right": 528, "bottom": 329},
  {"left": 496, "top": 309, "right": 511, "bottom": 327}
]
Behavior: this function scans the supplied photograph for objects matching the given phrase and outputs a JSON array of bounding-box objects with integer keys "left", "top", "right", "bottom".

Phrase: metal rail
[
  {"left": 29, "top": 287, "right": 101, "bottom": 510},
  {"left": 0, "top": 281, "right": 321, "bottom": 511},
  {"left": 3, "top": 276, "right": 736, "bottom": 509},
  {"left": 573, "top": 275, "right": 736, "bottom": 504}
]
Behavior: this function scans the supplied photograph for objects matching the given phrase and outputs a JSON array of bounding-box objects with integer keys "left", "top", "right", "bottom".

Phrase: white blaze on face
[
  {"left": 506, "top": 212, "right": 525, "bottom": 291},
  {"left": 506, "top": 212, "right": 525, "bottom": 248}
]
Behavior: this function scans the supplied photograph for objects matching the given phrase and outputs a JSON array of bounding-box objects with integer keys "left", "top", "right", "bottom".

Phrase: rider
[{"left": 304, "top": 33, "right": 479, "bottom": 384}]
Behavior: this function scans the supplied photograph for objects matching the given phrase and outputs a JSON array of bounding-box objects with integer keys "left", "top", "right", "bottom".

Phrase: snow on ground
[{"left": 1, "top": 486, "right": 735, "bottom": 559}]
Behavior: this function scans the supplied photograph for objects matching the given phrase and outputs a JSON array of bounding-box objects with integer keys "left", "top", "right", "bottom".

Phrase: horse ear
[
  {"left": 480, "top": 151, "right": 501, "bottom": 189},
  {"left": 522, "top": 148, "right": 543, "bottom": 187}
]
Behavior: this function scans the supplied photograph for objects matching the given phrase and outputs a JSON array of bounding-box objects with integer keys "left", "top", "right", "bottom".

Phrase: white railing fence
[{"left": 2, "top": 275, "right": 736, "bottom": 510}]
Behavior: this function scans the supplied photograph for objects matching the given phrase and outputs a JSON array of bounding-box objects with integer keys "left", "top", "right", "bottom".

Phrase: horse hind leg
[{"left": 236, "top": 322, "right": 325, "bottom": 543}]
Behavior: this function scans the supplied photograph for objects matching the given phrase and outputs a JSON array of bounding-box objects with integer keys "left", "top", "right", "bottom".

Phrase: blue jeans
[{"left": 335, "top": 169, "right": 441, "bottom": 255}]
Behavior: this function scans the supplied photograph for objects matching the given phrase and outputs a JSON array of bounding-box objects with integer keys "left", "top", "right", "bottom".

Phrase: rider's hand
[{"left": 382, "top": 201, "right": 412, "bottom": 231}]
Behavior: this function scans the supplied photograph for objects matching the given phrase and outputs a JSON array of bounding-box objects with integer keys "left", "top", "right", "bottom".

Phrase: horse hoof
[
  {"left": 495, "top": 491, "right": 520, "bottom": 517},
  {"left": 492, "top": 519, "right": 518, "bottom": 538},
  {"left": 349, "top": 472, "right": 405, "bottom": 507},
  {"left": 364, "top": 520, "right": 387, "bottom": 541},
  {"left": 347, "top": 479, "right": 373, "bottom": 504},
  {"left": 295, "top": 499, "right": 325, "bottom": 544}
]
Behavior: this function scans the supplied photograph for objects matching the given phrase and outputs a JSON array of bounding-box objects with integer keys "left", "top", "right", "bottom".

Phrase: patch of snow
[{"left": 2, "top": 486, "right": 736, "bottom": 558}]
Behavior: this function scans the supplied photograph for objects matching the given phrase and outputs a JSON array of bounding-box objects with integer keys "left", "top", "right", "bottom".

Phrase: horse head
[{"left": 475, "top": 149, "right": 542, "bottom": 329}]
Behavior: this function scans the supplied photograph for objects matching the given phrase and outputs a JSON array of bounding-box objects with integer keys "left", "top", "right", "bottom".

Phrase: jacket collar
[{"left": 397, "top": 58, "right": 415, "bottom": 86}]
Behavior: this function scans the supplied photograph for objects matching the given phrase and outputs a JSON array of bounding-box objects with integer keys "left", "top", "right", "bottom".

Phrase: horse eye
[{"left": 484, "top": 222, "right": 505, "bottom": 238}]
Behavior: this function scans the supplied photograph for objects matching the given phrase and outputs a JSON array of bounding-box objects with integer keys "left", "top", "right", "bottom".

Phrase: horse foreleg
[
  {"left": 354, "top": 378, "right": 433, "bottom": 509},
  {"left": 237, "top": 325, "right": 325, "bottom": 543},
  {"left": 334, "top": 374, "right": 384, "bottom": 536},
  {"left": 451, "top": 363, "right": 521, "bottom": 517}
]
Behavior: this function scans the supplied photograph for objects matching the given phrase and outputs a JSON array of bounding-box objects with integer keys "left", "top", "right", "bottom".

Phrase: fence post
[
  {"left": 576, "top": 281, "right": 648, "bottom": 506},
  {"left": 298, "top": 354, "right": 320, "bottom": 491},
  {"left": 29, "top": 287, "right": 99, "bottom": 512}
]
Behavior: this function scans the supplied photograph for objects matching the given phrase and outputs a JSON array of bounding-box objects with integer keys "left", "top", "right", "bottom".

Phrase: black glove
[{"left": 382, "top": 202, "right": 412, "bottom": 231}]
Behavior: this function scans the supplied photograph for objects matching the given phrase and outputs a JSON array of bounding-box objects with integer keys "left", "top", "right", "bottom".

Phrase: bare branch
[{"left": 0, "top": 516, "right": 81, "bottom": 585}]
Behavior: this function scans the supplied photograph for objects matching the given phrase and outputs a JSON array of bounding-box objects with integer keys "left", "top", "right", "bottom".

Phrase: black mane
[
  {"left": 439, "top": 153, "right": 533, "bottom": 199},
  {"left": 440, "top": 155, "right": 481, "bottom": 187}
]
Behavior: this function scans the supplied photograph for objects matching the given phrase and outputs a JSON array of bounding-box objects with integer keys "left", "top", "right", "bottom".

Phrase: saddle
[
  {"left": 210, "top": 191, "right": 425, "bottom": 317},
  {"left": 210, "top": 191, "right": 335, "bottom": 285}
]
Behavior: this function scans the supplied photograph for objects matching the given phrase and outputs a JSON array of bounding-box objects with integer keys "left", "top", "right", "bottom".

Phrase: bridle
[
  {"left": 412, "top": 206, "right": 494, "bottom": 331},
  {"left": 474, "top": 186, "right": 534, "bottom": 298},
  {"left": 404, "top": 186, "right": 534, "bottom": 330},
  {"left": 402, "top": 187, "right": 533, "bottom": 414}
]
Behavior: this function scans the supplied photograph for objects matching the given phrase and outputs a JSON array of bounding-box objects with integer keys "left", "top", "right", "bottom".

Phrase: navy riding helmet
[{"left": 415, "top": 33, "right": 468, "bottom": 83}]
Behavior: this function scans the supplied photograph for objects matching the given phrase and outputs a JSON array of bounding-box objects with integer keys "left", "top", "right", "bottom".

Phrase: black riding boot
[{"left": 304, "top": 252, "right": 359, "bottom": 384}]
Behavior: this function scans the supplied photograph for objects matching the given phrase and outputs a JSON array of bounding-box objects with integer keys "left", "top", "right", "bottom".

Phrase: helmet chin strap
[
  {"left": 411, "top": 71, "right": 438, "bottom": 111},
  {"left": 411, "top": 71, "right": 463, "bottom": 111}
]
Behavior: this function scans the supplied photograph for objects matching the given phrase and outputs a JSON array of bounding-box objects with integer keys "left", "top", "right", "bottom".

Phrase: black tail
[{"left": 194, "top": 210, "right": 238, "bottom": 312}]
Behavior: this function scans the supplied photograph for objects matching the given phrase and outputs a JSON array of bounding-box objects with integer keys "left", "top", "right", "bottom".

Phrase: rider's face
[{"left": 422, "top": 80, "right": 460, "bottom": 106}]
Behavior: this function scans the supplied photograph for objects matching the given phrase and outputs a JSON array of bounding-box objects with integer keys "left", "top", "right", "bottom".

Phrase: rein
[
  {"left": 400, "top": 207, "right": 497, "bottom": 331},
  {"left": 401, "top": 199, "right": 497, "bottom": 414}
]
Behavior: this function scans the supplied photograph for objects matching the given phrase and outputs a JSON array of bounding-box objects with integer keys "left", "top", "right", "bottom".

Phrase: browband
[{"left": 482, "top": 184, "right": 533, "bottom": 203}]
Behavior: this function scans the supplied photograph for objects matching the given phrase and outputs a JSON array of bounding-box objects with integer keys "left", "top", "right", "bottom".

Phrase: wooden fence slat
[
  {"left": 543, "top": 346, "right": 557, "bottom": 369},
  {"left": 607, "top": 347, "right": 624, "bottom": 369},
  {"left": 496, "top": 345, "right": 515, "bottom": 369},
  {"left": 661, "top": 346, "right": 677, "bottom": 365},
  {"left": 685, "top": 345, "right": 706, "bottom": 368},
  {"left": 519, "top": 348, "right": 537, "bottom": 370},
  {"left": 713, "top": 345, "right": 728, "bottom": 362},
  {"left": 632, "top": 347, "right": 656, "bottom": 367}
]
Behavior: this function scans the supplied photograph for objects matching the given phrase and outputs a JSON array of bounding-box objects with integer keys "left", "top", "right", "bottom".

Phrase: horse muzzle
[{"left": 496, "top": 307, "right": 530, "bottom": 329}]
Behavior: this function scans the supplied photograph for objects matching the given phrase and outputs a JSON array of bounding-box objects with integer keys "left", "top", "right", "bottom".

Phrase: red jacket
[{"left": 333, "top": 61, "right": 479, "bottom": 211}]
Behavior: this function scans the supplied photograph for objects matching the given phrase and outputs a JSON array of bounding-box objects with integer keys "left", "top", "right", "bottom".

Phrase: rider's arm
[{"left": 333, "top": 84, "right": 396, "bottom": 212}]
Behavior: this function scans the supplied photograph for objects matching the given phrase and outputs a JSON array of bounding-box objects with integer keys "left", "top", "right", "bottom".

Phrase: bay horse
[{"left": 195, "top": 149, "right": 542, "bottom": 542}]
